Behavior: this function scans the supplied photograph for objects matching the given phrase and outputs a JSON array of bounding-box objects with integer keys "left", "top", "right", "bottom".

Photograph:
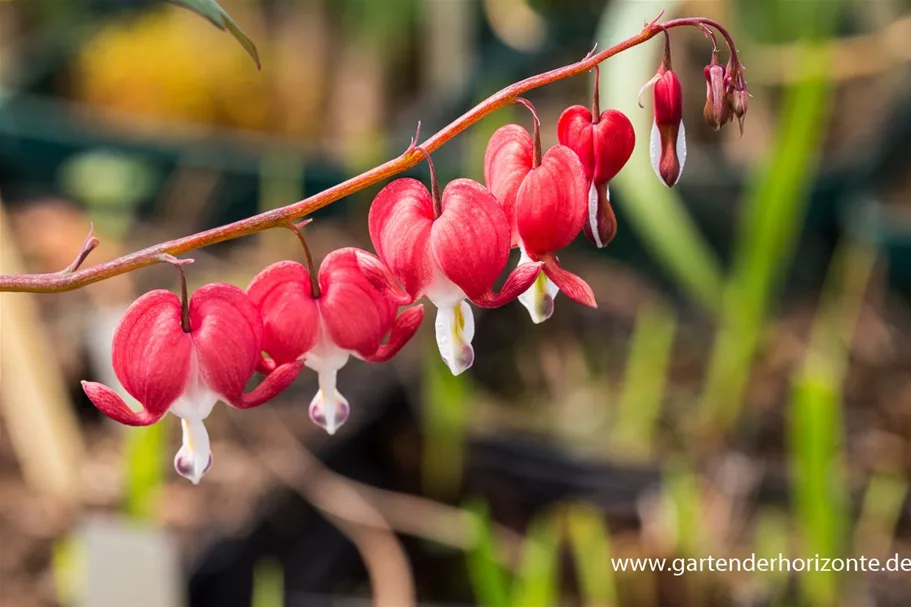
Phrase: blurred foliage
[
  {"left": 124, "top": 423, "right": 165, "bottom": 521},
  {"left": 699, "top": 41, "right": 834, "bottom": 431}
]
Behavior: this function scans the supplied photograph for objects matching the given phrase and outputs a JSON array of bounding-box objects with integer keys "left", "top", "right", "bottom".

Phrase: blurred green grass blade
[
  {"left": 664, "top": 464, "right": 703, "bottom": 556},
  {"left": 252, "top": 558, "right": 284, "bottom": 607},
  {"left": 597, "top": 0, "right": 723, "bottom": 312},
  {"left": 510, "top": 510, "right": 561, "bottom": 607},
  {"left": 789, "top": 368, "right": 846, "bottom": 606},
  {"left": 612, "top": 301, "right": 676, "bottom": 459},
  {"left": 565, "top": 503, "right": 618, "bottom": 607},
  {"left": 787, "top": 240, "right": 874, "bottom": 607},
  {"left": 753, "top": 508, "right": 792, "bottom": 603},
  {"left": 699, "top": 41, "right": 833, "bottom": 431},
  {"left": 167, "top": 0, "right": 261, "bottom": 68},
  {"left": 422, "top": 336, "right": 471, "bottom": 498},
  {"left": 856, "top": 472, "right": 908, "bottom": 556},
  {"left": 124, "top": 422, "right": 165, "bottom": 521},
  {"left": 465, "top": 500, "right": 510, "bottom": 607}
]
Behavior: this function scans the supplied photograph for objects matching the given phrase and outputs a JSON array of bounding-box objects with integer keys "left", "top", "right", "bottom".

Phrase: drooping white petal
[
  {"left": 649, "top": 120, "right": 662, "bottom": 183},
  {"left": 174, "top": 418, "right": 212, "bottom": 485},
  {"left": 308, "top": 368, "right": 351, "bottom": 435},
  {"left": 649, "top": 120, "right": 686, "bottom": 186},
  {"left": 304, "top": 316, "right": 352, "bottom": 435},
  {"left": 517, "top": 247, "right": 558, "bottom": 324},
  {"left": 434, "top": 300, "right": 475, "bottom": 375},
  {"left": 676, "top": 120, "right": 687, "bottom": 180},
  {"left": 167, "top": 349, "right": 219, "bottom": 484},
  {"left": 588, "top": 182, "right": 605, "bottom": 248}
]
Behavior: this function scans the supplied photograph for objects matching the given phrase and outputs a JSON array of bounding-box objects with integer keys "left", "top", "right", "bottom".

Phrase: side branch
[{"left": 0, "top": 16, "right": 724, "bottom": 293}]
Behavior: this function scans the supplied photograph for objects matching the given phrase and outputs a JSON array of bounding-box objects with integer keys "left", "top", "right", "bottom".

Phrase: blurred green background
[{"left": 3, "top": 0, "right": 911, "bottom": 606}]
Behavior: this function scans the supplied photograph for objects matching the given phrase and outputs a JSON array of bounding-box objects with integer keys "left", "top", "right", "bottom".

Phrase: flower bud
[
  {"left": 650, "top": 69, "right": 686, "bottom": 187},
  {"left": 730, "top": 87, "right": 749, "bottom": 135},
  {"left": 703, "top": 55, "right": 729, "bottom": 131}
]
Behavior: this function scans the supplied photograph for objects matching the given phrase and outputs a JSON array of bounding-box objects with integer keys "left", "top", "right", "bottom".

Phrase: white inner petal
[
  {"left": 676, "top": 120, "right": 687, "bottom": 181},
  {"left": 434, "top": 301, "right": 475, "bottom": 375},
  {"left": 588, "top": 182, "right": 604, "bottom": 248},
  {"left": 174, "top": 418, "right": 212, "bottom": 485},
  {"left": 649, "top": 120, "right": 662, "bottom": 183},
  {"left": 168, "top": 348, "right": 219, "bottom": 422},
  {"left": 517, "top": 246, "right": 558, "bottom": 324},
  {"left": 305, "top": 314, "right": 352, "bottom": 435},
  {"left": 425, "top": 261, "right": 467, "bottom": 309}
]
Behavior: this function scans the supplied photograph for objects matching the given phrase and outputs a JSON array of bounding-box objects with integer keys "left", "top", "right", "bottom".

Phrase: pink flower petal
[
  {"left": 515, "top": 145, "right": 588, "bottom": 256},
  {"left": 431, "top": 178, "right": 512, "bottom": 301},
  {"left": 484, "top": 124, "right": 534, "bottom": 247},
  {"left": 592, "top": 110, "right": 635, "bottom": 185},
  {"left": 541, "top": 255, "right": 597, "bottom": 308},
  {"left": 368, "top": 178, "right": 435, "bottom": 300},
  {"left": 233, "top": 359, "right": 305, "bottom": 409},
  {"left": 319, "top": 248, "right": 398, "bottom": 357},
  {"left": 362, "top": 304, "right": 425, "bottom": 363},
  {"left": 247, "top": 261, "right": 320, "bottom": 365},
  {"left": 110, "top": 289, "right": 193, "bottom": 420},
  {"left": 81, "top": 381, "right": 167, "bottom": 426},
  {"left": 191, "top": 283, "right": 263, "bottom": 402},
  {"left": 470, "top": 260, "right": 543, "bottom": 308},
  {"left": 354, "top": 249, "right": 414, "bottom": 306},
  {"left": 557, "top": 105, "right": 596, "bottom": 182}
]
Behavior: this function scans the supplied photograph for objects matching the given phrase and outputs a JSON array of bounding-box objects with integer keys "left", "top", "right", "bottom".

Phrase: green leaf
[{"left": 167, "top": 0, "right": 261, "bottom": 69}]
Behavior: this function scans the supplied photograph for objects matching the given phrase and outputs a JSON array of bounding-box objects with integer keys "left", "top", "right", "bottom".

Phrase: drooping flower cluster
[{"left": 82, "top": 24, "right": 747, "bottom": 483}]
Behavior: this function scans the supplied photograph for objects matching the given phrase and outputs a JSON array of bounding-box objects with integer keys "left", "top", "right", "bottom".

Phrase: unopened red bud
[
  {"left": 703, "top": 58, "right": 729, "bottom": 131},
  {"left": 730, "top": 88, "right": 749, "bottom": 135},
  {"left": 650, "top": 69, "right": 686, "bottom": 187}
]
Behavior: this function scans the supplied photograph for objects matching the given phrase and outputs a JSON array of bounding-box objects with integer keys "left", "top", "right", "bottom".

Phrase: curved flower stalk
[
  {"left": 369, "top": 150, "right": 540, "bottom": 375},
  {"left": 484, "top": 100, "right": 595, "bottom": 324},
  {"left": 81, "top": 259, "right": 303, "bottom": 484},
  {"left": 557, "top": 66, "right": 636, "bottom": 248},
  {"left": 248, "top": 247, "right": 424, "bottom": 434}
]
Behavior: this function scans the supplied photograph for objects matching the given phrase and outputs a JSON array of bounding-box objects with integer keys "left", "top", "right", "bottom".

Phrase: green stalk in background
[
  {"left": 124, "top": 423, "right": 166, "bottom": 520},
  {"left": 565, "top": 502, "right": 619, "bottom": 607},
  {"left": 611, "top": 301, "right": 676, "bottom": 460},
  {"left": 465, "top": 499, "right": 511, "bottom": 607},
  {"left": 509, "top": 509, "right": 562, "bottom": 607},
  {"left": 422, "top": 334, "right": 471, "bottom": 499},
  {"left": 252, "top": 558, "right": 284, "bottom": 607},
  {"left": 698, "top": 39, "right": 833, "bottom": 432},
  {"left": 790, "top": 240, "right": 875, "bottom": 606}
]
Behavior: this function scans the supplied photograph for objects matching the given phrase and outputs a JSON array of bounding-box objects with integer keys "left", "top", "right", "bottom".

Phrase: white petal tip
[
  {"left": 435, "top": 302, "right": 476, "bottom": 376},
  {"left": 310, "top": 389, "right": 350, "bottom": 435},
  {"left": 175, "top": 419, "right": 212, "bottom": 484},
  {"left": 519, "top": 272, "right": 558, "bottom": 324},
  {"left": 174, "top": 448, "right": 212, "bottom": 485}
]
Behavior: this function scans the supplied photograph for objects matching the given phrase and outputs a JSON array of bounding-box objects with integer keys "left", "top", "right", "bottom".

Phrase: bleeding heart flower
[
  {"left": 82, "top": 276, "right": 303, "bottom": 484},
  {"left": 640, "top": 33, "right": 686, "bottom": 187},
  {"left": 557, "top": 69, "right": 635, "bottom": 248},
  {"left": 484, "top": 105, "right": 596, "bottom": 323},
  {"left": 247, "top": 247, "right": 424, "bottom": 434},
  {"left": 369, "top": 153, "right": 540, "bottom": 375}
]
